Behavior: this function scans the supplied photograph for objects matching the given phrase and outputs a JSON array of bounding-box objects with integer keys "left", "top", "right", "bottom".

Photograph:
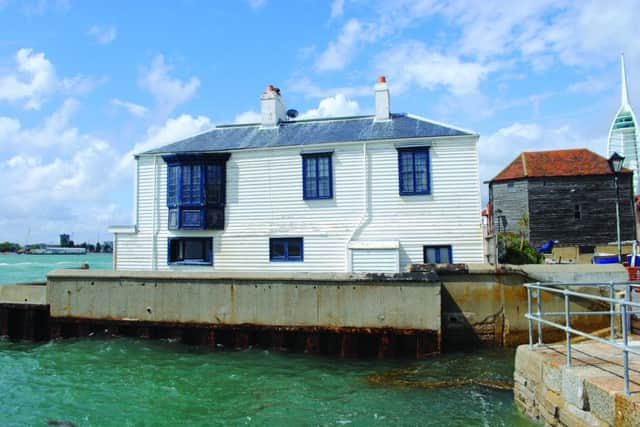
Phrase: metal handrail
[{"left": 525, "top": 281, "right": 638, "bottom": 395}]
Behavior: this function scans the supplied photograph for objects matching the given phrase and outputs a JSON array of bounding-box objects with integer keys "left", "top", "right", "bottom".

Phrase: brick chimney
[
  {"left": 260, "top": 85, "right": 287, "bottom": 128},
  {"left": 374, "top": 76, "right": 390, "bottom": 121}
]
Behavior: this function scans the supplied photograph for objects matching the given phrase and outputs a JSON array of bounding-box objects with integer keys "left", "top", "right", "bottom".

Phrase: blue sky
[{"left": 0, "top": 0, "right": 638, "bottom": 244}]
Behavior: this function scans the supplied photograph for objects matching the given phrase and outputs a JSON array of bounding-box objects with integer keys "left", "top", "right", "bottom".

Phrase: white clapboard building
[{"left": 109, "top": 77, "right": 484, "bottom": 273}]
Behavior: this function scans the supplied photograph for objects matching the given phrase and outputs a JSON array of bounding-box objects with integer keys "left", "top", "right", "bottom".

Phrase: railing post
[
  {"left": 622, "top": 289, "right": 630, "bottom": 396},
  {"left": 610, "top": 281, "right": 615, "bottom": 341},
  {"left": 537, "top": 283, "right": 543, "bottom": 345},
  {"left": 565, "top": 290, "right": 571, "bottom": 368},
  {"left": 527, "top": 285, "right": 533, "bottom": 350}
]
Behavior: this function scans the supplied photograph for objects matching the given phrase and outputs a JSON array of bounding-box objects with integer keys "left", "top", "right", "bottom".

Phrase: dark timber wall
[{"left": 527, "top": 174, "right": 635, "bottom": 247}]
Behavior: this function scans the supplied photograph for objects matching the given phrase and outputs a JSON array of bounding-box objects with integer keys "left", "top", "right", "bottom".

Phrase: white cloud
[
  {"left": 479, "top": 122, "right": 606, "bottom": 195},
  {"left": 0, "top": 101, "right": 124, "bottom": 242},
  {"left": 298, "top": 93, "right": 360, "bottom": 119},
  {"left": 247, "top": 0, "right": 266, "bottom": 10},
  {"left": 0, "top": 48, "right": 57, "bottom": 109},
  {"left": 378, "top": 41, "right": 492, "bottom": 96},
  {"left": 234, "top": 110, "right": 261, "bottom": 124},
  {"left": 111, "top": 98, "right": 148, "bottom": 117},
  {"left": 139, "top": 54, "right": 200, "bottom": 116},
  {"left": 119, "top": 114, "right": 213, "bottom": 171},
  {"left": 0, "top": 48, "right": 101, "bottom": 110},
  {"left": 88, "top": 25, "right": 117, "bottom": 45},
  {"left": 330, "top": 0, "right": 344, "bottom": 19},
  {"left": 315, "top": 19, "right": 380, "bottom": 71},
  {"left": 0, "top": 98, "right": 81, "bottom": 151}
]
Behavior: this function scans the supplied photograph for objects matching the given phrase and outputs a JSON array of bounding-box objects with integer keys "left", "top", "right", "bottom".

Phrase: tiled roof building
[{"left": 488, "top": 149, "right": 635, "bottom": 248}]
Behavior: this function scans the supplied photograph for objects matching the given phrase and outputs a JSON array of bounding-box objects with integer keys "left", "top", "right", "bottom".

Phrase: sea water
[
  {"left": 0, "top": 254, "right": 535, "bottom": 426},
  {"left": 0, "top": 253, "right": 113, "bottom": 285}
]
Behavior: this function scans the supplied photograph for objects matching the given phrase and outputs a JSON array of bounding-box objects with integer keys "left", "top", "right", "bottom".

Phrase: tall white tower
[{"left": 608, "top": 54, "right": 639, "bottom": 194}]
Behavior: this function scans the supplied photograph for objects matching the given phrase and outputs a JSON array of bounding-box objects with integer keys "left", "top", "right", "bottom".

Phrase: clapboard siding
[
  {"left": 352, "top": 249, "right": 399, "bottom": 273},
  {"left": 114, "top": 136, "right": 484, "bottom": 271},
  {"left": 490, "top": 180, "right": 529, "bottom": 238}
]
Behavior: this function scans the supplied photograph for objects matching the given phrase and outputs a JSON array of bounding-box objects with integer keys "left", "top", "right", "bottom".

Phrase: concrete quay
[{"left": 514, "top": 341, "right": 640, "bottom": 426}]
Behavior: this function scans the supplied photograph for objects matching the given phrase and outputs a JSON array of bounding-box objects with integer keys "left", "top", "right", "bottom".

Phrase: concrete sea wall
[{"left": 440, "top": 264, "right": 626, "bottom": 348}]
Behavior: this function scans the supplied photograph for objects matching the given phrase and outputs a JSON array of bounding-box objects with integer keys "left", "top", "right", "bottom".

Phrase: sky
[{"left": 0, "top": 0, "right": 638, "bottom": 244}]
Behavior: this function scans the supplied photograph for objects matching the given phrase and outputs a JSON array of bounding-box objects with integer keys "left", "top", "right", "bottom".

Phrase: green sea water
[
  {"left": 0, "top": 338, "right": 533, "bottom": 427},
  {"left": 0, "top": 253, "right": 113, "bottom": 284},
  {"left": 0, "top": 253, "right": 535, "bottom": 426}
]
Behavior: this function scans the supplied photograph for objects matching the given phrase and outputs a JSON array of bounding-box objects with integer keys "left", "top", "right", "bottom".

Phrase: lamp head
[{"left": 608, "top": 152, "right": 625, "bottom": 174}]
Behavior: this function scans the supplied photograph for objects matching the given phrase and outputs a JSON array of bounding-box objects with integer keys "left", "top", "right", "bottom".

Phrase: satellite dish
[{"left": 286, "top": 109, "right": 299, "bottom": 119}]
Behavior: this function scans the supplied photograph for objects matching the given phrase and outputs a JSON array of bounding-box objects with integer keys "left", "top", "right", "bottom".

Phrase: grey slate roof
[{"left": 143, "top": 113, "right": 472, "bottom": 155}]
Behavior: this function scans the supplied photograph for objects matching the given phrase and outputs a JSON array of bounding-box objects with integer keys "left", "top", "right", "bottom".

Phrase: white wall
[{"left": 114, "top": 136, "right": 484, "bottom": 272}]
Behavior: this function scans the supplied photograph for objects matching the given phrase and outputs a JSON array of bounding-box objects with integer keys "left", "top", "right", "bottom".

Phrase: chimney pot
[
  {"left": 261, "top": 83, "right": 287, "bottom": 127},
  {"left": 374, "top": 76, "right": 390, "bottom": 121}
]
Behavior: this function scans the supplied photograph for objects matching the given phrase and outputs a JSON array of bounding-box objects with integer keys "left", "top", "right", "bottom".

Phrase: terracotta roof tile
[{"left": 491, "top": 148, "right": 632, "bottom": 182}]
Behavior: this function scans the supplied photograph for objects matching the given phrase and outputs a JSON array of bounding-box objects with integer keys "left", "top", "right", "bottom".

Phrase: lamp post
[{"left": 608, "top": 152, "right": 625, "bottom": 262}]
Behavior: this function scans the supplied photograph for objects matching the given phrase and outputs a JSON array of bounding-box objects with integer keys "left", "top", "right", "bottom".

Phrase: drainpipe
[
  {"left": 346, "top": 142, "right": 370, "bottom": 271},
  {"left": 152, "top": 155, "right": 159, "bottom": 270}
]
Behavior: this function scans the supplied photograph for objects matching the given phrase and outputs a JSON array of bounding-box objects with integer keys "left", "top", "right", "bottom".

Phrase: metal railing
[{"left": 525, "top": 281, "right": 640, "bottom": 395}]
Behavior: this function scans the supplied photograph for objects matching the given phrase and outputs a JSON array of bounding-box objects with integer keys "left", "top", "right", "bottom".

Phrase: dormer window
[{"left": 163, "top": 153, "right": 230, "bottom": 230}]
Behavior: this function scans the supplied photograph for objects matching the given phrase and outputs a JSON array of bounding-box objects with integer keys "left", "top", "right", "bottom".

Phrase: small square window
[
  {"left": 168, "top": 237, "right": 212, "bottom": 265},
  {"left": 270, "top": 238, "right": 303, "bottom": 262},
  {"left": 423, "top": 245, "right": 452, "bottom": 264}
]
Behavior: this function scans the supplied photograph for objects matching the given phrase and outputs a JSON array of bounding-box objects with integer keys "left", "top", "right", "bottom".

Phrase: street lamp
[{"left": 608, "top": 152, "right": 625, "bottom": 262}]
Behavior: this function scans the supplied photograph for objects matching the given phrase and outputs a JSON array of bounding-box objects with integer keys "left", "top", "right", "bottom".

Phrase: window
[
  {"left": 574, "top": 204, "right": 581, "bottom": 220},
  {"left": 302, "top": 153, "right": 333, "bottom": 199},
  {"left": 423, "top": 245, "right": 452, "bottom": 264},
  {"left": 163, "top": 154, "right": 230, "bottom": 230},
  {"left": 270, "top": 238, "right": 303, "bottom": 261},
  {"left": 398, "top": 147, "right": 431, "bottom": 195},
  {"left": 168, "top": 237, "right": 212, "bottom": 265}
]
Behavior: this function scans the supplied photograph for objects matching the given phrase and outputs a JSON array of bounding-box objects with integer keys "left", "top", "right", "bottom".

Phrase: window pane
[
  {"left": 400, "top": 152, "right": 414, "bottom": 193},
  {"left": 167, "top": 166, "right": 179, "bottom": 207},
  {"left": 206, "top": 164, "right": 222, "bottom": 204},
  {"left": 439, "top": 247, "right": 451, "bottom": 263},
  {"left": 304, "top": 158, "right": 317, "bottom": 198},
  {"left": 305, "top": 158, "right": 317, "bottom": 178},
  {"left": 181, "top": 166, "right": 191, "bottom": 204},
  {"left": 192, "top": 165, "right": 202, "bottom": 203},
  {"left": 318, "top": 177, "right": 330, "bottom": 197},
  {"left": 414, "top": 152, "right": 428, "bottom": 192},
  {"left": 425, "top": 247, "right": 436, "bottom": 263},
  {"left": 288, "top": 239, "right": 302, "bottom": 258},
  {"left": 184, "top": 239, "right": 205, "bottom": 260},
  {"left": 169, "top": 239, "right": 182, "bottom": 262},
  {"left": 270, "top": 239, "right": 285, "bottom": 258},
  {"left": 318, "top": 157, "right": 330, "bottom": 178}
]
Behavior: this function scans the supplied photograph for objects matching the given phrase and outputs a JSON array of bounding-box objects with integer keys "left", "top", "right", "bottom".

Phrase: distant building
[
  {"left": 488, "top": 148, "right": 635, "bottom": 248},
  {"left": 59, "top": 234, "right": 70, "bottom": 247},
  {"left": 608, "top": 54, "right": 638, "bottom": 193},
  {"left": 109, "top": 77, "right": 484, "bottom": 273}
]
